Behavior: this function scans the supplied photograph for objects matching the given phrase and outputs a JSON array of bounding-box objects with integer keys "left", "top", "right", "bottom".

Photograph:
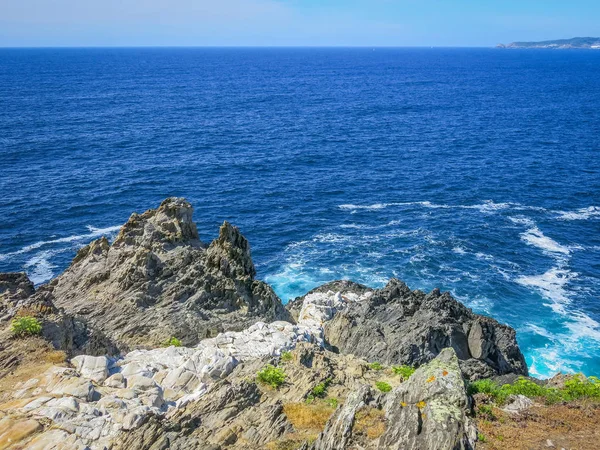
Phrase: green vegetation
[
  {"left": 163, "top": 336, "right": 182, "bottom": 347},
  {"left": 325, "top": 398, "right": 339, "bottom": 408},
  {"left": 477, "top": 432, "right": 487, "bottom": 443},
  {"left": 306, "top": 378, "right": 332, "bottom": 403},
  {"left": 562, "top": 375, "right": 600, "bottom": 401},
  {"left": 476, "top": 404, "right": 497, "bottom": 421},
  {"left": 10, "top": 316, "right": 42, "bottom": 337},
  {"left": 280, "top": 351, "right": 293, "bottom": 362},
  {"left": 468, "top": 375, "right": 600, "bottom": 405},
  {"left": 392, "top": 365, "right": 415, "bottom": 380},
  {"left": 368, "top": 362, "right": 383, "bottom": 371},
  {"left": 257, "top": 365, "right": 287, "bottom": 389},
  {"left": 375, "top": 381, "right": 392, "bottom": 393}
]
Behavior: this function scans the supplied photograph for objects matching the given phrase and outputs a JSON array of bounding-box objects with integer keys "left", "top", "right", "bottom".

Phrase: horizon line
[{"left": 0, "top": 44, "right": 501, "bottom": 49}]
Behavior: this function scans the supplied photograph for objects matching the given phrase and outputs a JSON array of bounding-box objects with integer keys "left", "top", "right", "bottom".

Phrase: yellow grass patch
[
  {"left": 283, "top": 402, "right": 335, "bottom": 431},
  {"left": 354, "top": 406, "right": 386, "bottom": 439}
]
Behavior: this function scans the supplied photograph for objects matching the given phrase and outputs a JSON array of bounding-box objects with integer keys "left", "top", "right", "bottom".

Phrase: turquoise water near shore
[{"left": 0, "top": 48, "right": 599, "bottom": 377}]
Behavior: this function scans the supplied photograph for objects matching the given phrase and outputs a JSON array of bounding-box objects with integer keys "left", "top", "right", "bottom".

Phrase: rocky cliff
[
  {"left": 9, "top": 198, "right": 291, "bottom": 354},
  {"left": 289, "top": 280, "right": 527, "bottom": 381},
  {"left": 0, "top": 198, "right": 558, "bottom": 450}
]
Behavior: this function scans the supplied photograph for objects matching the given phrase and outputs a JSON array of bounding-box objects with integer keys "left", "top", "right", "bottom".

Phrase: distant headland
[{"left": 497, "top": 37, "right": 600, "bottom": 49}]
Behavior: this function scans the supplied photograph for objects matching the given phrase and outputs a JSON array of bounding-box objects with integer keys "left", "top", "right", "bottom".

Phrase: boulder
[
  {"left": 305, "top": 279, "right": 527, "bottom": 380},
  {"left": 71, "top": 355, "right": 110, "bottom": 383},
  {"left": 378, "top": 348, "right": 477, "bottom": 450}
]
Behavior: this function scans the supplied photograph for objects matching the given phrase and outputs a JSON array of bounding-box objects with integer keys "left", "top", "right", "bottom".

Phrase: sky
[{"left": 0, "top": 0, "right": 598, "bottom": 47}]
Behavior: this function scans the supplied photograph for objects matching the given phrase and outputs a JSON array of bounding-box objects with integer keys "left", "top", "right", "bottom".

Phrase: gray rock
[
  {"left": 312, "top": 279, "right": 527, "bottom": 380},
  {"left": 501, "top": 394, "right": 534, "bottom": 414},
  {"left": 312, "top": 385, "right": 372, "bottom": 450},
  {"left": 105, "top": 372, "right": 127, "bottom": 388},
  {"left": 18, "top": 198, "right": 291, "bottom": 354},
  {"left": 378, "top": 348, "right": 477, "bottom": 450},
  {"left": 71, "top": 355, "right": 110, "bottom": 383},
  {"left": 0, "top": 272, "right": 35, "bottom": 317}
]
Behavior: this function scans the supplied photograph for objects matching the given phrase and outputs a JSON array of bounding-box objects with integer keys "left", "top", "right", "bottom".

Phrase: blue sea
[{"left": 1, "top": 48, "right": 599, "bottom": 378}]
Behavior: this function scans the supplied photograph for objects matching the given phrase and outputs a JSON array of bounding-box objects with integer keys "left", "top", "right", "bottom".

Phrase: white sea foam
[
  {"left": 339, "top": 223, "right": 370, "bottom": 229},
  {"left": 475, "top": 252, "right": 494, "bottom": 261},
  {"left": 468, "top": 201, "right": 513, "bottom": 212},
  {"left": 0, "top": 224, "right": 122, "bottom": 262},
  {"left": 338, "top": 200, "right": 529, "bottom": 214},
  {"left": 452, "top": 246, "right": 467, "bottom": 255},
  {"left": 312, "top": 233, "right": 351, "bottom": 244},
  {"left": 519, "top": 226, "right": 571, "bottom": 255},
  {"left": 526, "top": 323, "right": 556, "bottom": 340},
  {"left": 24, "top": 251, "right": 57, "bottom": 285},
  {"left": 508, "top": 216, "right": 535, "bottom": 226},
  {"left": 525, "top": 318, "right": 600, "bottom": 378},
  {"left": 555, "top": 206, "right": 600, "bottom": 221},
  {"left": 565, "top": 311, "right": 600, "bottom": 342},
  {"left": 338, "top": 203, "right": 391, "bottom": 211},
  {"left": 516, "top": 267, "right": 576, "bottom": 313}
]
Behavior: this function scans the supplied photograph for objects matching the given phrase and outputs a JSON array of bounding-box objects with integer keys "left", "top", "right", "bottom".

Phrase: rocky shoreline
[{"left": 0, "top": 198, "right": 598, "bottom": 449}]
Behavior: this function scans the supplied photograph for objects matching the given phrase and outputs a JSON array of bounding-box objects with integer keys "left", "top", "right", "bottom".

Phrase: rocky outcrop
[
  {"left": 0, "top": 199, "right": 535, "bottom": 449},
  {"left": 13, "top": 198, "right": 290, "bottom": 353},
  {"left": 0, "top": 273, "right": 35, "bottom": 320},
  {"left": 295, "top": 279, "right": 527, "bottom": 380},
  {"left": 378, "top": 348, "right": 476, "bottom": 450}
]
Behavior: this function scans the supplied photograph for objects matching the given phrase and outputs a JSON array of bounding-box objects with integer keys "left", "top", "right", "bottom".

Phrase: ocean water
[{"left": 1, "top": 48, "right": 599, "bottom": 378}]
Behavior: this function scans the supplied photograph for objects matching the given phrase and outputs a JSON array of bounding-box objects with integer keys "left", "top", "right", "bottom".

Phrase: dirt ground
[{"left": 477, "top": 401, "right": 600, "bottom": 450}]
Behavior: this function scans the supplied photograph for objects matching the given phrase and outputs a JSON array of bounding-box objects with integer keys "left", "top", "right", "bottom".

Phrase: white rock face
[
  {"left": 71, "top": 355, "right": 110, "bottom": 383},
  {"left": 10, "top": 289, "right": 367, "bottom": 449},
  {"left": 501, "top": 394, "right": 534, "bottom": 413}
]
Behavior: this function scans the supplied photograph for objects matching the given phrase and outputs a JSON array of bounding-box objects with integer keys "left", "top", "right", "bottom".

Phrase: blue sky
[{"left": 0, "top": 0, "right": 598, "bottom": 47}]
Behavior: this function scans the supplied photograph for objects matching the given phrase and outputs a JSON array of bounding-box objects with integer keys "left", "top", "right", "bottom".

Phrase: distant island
[{"left": 497, "top": 37, "right": 600, "bottom": 49}]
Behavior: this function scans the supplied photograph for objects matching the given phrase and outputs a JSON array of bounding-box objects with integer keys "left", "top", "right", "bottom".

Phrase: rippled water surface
[{"left": 1, "top": 48, "right": 599, "bottom": 377}]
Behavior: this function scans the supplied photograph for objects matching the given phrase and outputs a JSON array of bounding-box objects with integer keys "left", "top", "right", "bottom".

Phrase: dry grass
[
  {"left": 477, "top": 402, "right": 600, "bottom": 450},
  {"left": 0, "top": 335, "right": 67, "bottom": 400},
  {"left": 353, "top": 406, "right": 386, "bottom": 439},
  {"left": 265, "top": 433, "right": 317, "bottom": 450},
  {"left": 283, "top": 402, "right": 335, "bottom": 432},
  {"left": 44, "top": 350, "right": 67, "bottom": 365}
]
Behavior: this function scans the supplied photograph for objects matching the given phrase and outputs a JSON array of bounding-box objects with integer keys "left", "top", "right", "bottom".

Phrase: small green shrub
[
  {"left": 10, "top": 316, "right": 42, "bottom": 337},
  {"left": 561, "top": 375, "right": 600, "bottom": 401},
  {"left": 477, "top": 433, "right": 487, "bottom": 443},
  {"left": 477, "top": 404, "right": 496, "bottom": 421},
  {"left": 468, "top": 379, "right": 500, "bottom": 396},
  {"left": 369, "top": 362, "right": 383, "bottom": 371},
  {"left": 469, "top": 375, "right": 600, "bottom": 406},
  {"left": 501, "top": 377, "right": 545, "bottom": 398},
  {"left": 257, "top": 365, "right": 287, "bottom": 389},
  {"left": 311, "top": 381, "right": 327, "bottom": 398},
  {"left": 468, "top": 379, "right": 508, "bottom": 404},
  {"left": 375, "top": 381, "right": 392, "bottom": 393},
  {"left": 306, "top": 378, "right": 332, "bottom": 403},
  {"left": 392, "top": 365, "right": 415, "bottom": 380},
  {"left": 280, "top": 351, "right": 293, "bottom": 362},
  {"left": 163, "top": 336, "right": 182, "bottom": 347},
  {"left": 326, "top": 398, "right": 339, "bottom": 408}
]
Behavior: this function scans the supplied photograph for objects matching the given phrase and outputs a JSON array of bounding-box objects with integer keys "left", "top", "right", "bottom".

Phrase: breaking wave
[
  {"left": 0, "top": 224, "right": 121, "bottom": 284},
  {"left": 519, "top": 226, "right": 572, "bottom": 256}
]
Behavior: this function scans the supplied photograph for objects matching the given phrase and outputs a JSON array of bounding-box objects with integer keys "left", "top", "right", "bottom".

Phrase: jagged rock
[
  {"left": 71, "top": 355, "right": 110, "bottom": 383},
  {"left": 378, "top": 348, "right": 477, "bottom": 450},
  {"left": 0, "top": 200, "right": 537, "bottom": 449},
  {"left": 302, "top": 279, "right": 527, "bottom": 380},
  {"left": 14, "top": 198, "right": 291, "bottom": 354},
  {"left": 312, "top": 385, "right": 373, "bottom": 450},
  {"left": 0, "top": 273, "right": 35, "bottom": 316},
  {"left": 501, "top": 394, "right": 534, "bottom": 414}
]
